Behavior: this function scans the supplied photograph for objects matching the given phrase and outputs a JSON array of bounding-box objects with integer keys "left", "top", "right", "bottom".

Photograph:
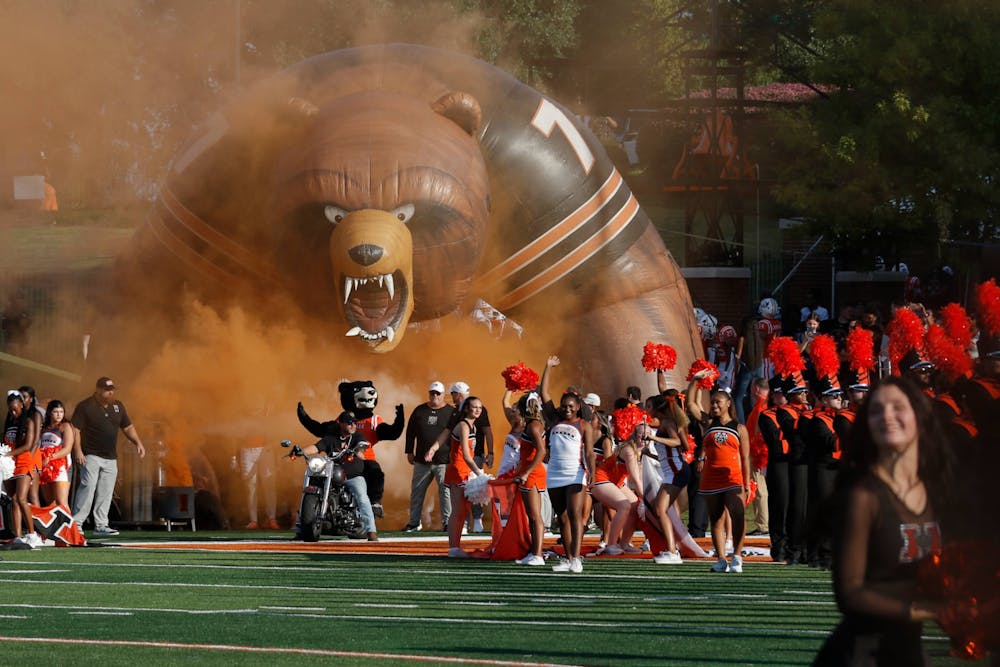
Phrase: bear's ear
[{"left": 431, "top": 91, "right": 482, "bottom": 136}]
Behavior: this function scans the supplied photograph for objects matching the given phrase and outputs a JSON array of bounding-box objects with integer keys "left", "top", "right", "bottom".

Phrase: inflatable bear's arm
[
  {"left": 375, "top": 403, "right": 405, "bottom": 441},
  {"left": 297, "top": 402, "right": 329, "bottom": 438}
]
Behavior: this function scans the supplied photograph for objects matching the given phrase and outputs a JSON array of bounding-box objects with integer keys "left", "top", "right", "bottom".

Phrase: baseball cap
[
  {"left": 583, "top": 393, "right": 601, "bottom": 407},
  {"left": 96, "top": 376, "right": 116, "bottom": 390},
  {"left": 449, "top": 381, "right": 470, "bottom": 394},
  {"left": 336, "top": 411, "right": 357, "bottom": 423},
  {"left": 428, "top": 381, "right": 446, "bottom": 393}
]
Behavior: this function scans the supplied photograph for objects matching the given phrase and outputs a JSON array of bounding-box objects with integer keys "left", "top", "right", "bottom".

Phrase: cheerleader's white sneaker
[{"left": 710, "top": 557, "right": 730, "bottom": 573}]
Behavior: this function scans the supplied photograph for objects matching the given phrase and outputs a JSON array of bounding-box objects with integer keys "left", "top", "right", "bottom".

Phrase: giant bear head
[{"left": 268, "top": 90, "right": 490, "bottom": 352}]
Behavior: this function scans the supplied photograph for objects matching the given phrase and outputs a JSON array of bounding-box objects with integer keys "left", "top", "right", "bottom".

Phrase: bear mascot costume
[
  {"left": 297, "top": 380, "right": 404, "bottom": 518},
  {"left": 119, "top": 44, "right": 702, "bottom": 398}
]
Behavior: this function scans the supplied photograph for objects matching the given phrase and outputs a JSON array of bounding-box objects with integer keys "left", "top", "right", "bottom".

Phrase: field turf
[{"left": 0, "top": 532, "right": 966, "bottom": 666}]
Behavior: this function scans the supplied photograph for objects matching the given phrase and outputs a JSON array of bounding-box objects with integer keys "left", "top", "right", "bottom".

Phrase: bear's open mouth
[{"left": 341, "top": 270, "right": 408, "bottom": 343}]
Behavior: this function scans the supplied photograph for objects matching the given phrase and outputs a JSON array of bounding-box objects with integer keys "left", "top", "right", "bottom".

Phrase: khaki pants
[{"left": 750, "top": 468, "right": 769, "bottom": 532}]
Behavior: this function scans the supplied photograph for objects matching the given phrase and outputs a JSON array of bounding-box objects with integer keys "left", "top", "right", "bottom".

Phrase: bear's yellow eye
[
  {"left": 391, "top": 203, "right": 415, "bottom": 223},
  {"left": 324, "top": 205, "right": 349, "bottom": 224}
]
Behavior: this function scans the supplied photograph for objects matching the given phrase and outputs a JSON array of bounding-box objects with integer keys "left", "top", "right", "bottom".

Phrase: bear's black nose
[{"left": 349, "top": 244, "right": 384, "bottom": 266}]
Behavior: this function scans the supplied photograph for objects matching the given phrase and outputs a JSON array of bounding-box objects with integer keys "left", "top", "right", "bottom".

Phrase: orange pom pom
[
  {"left": 501, "top": 362, "right": 540, "bottom": 392},
  {"left": 641, "top": 342, "right": 678, "bottom": 372},
  {"left": 686, "top": 359, "right": 720, "bottom": 389}
]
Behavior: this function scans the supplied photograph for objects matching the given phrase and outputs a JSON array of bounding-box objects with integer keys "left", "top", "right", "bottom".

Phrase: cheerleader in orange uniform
[
  {"left": 38, "top": 399, "right": 75, "bottom": 507},
  {"left": 687, "top": 370, "right": 752, "bottom": 573},
  {"left": 429, "top": 396, "right": 486, "bottom": 557},
  {"left": 513, "top": 392, "right": 548, "bottom": 566},
  {"left": 589, "top": 436, "right": 643, "bottom": 555},
  {"left": 2, "top": 392, "right": 40, "bottom": 546}
]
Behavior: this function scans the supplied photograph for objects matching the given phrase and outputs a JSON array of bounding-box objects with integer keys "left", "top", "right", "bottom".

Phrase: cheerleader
[
  {"left": 644, "top": 393, "right": 691, "bottom": 564},
  {"left": 431, "top": 396, "right": 486, "bottom": 558},
  {"left": 2, "top": 392, "right": 40, "bottom": 547},
  {"left": 687, "top": 370, "right": 752, "bottom": 573},
  {"left": 38, "top": 399, "right": 75, "bottom": 507},
  {"left": 513, "top": 392, "right": 548, "bottom": 566},
  {"left": 814, "top": 377, "right": 952, "bottom": 665},
  {"left": 590, "top": 431, "right": 643, "bottom": 555},
  {"left": 546, "top": 393, "right": 595, "bottom": 574}
]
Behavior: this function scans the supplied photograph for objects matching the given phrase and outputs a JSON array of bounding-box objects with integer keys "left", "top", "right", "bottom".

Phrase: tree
[{"left": 771, "top": 0, "right": 1000, "bottom": 250}]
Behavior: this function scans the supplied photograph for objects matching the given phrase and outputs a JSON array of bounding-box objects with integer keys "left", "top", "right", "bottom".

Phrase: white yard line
[
  {"left": 0, "top": 602, "right": 838, "bottom": 638},
  {"left": 0, "top": 636, "right": 584, "bottom": 666},
  {"left": 0, "top": 576, "right": 834, "bottom": 606}
]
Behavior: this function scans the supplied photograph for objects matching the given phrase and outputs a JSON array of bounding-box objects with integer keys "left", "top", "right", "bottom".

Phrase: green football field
[{"left": 0, "top": 532, "right": 966, "bottom": 666}]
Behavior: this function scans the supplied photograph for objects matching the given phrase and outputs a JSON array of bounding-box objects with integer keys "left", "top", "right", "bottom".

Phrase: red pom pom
[
  {"left": 686, "top": 358, "right": 720, "bottom": 389},
  {"left": 887, "top": 307, "right": 926, "bottom": 370},
  {"left": 917, "top": 541, "right": 996, "bottom": 661},
  {"left": 501, "top": 362, "right": 540, "bottom": 392},
  {"left": 975, "top": 278, "right": 1000, "bottom": 336},
  {"left": 845, "top": 326, "right": 875, "bottom": 372},
  {"left": 750, "top": 435, "right": 768, "bottom": 471},
  {"left": 926, "top": 324, "right": 973, "bottom": 382},
  {"left": 641, "top": 341, "right": 678, "bottom": 372},
  {"left": 682, "top": 433, "right": 696, "bottom": 464},
  {"left": 611, "top": 404, "right": 650, "bottom": 442},
  {"left": 744, "top": 479, "right": 758, "bottom": 506},
  {"left": 810, "top": 334, "right": 840, "bottom": 379},
  {"left": 939, "top": 303, "right": 973, "bottom": 349},
  {"left": 767, "top": 336, "right": 805, "bottom": 376}
]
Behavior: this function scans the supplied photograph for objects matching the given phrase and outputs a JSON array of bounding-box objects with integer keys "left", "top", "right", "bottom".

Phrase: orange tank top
[
  {"left": 593, "top": 452, "right": 627, "bottom": 486},
  {"left": 699, "top": 420, "right": 743, "bottom": 492}
]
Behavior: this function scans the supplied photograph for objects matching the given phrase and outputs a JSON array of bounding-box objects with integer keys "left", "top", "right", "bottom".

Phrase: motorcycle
[{"left": 281, "top": 439, "right": 367, "bottom": 542}]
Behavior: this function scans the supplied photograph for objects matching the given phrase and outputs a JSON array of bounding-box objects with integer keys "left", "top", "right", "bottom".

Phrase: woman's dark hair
[
  {"left": 18, "top": 386, "right": 36, "bottom": 404},
  {"left": 43, "top": 399, "right": 65, "bottom": 428},
  {"left": 461, "top": 396, "right": 482, "bottom": 419},
  {"left": 4, "top": 393, "right": 28, "bottom": 438},
  {"left": 841, "top": 376, "right": 957, "bottom": 520},
  {"left": 559, "top": 392, "right": 580, "bottom": 406},
  {"left": 709, "top": 389, "right": 737, "bottom": 422},
  {"left": 625, "top": 386, "right": 641, "bottom": 401}
]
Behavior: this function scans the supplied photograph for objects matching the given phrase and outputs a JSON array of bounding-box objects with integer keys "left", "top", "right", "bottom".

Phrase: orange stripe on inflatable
[
  {"left": 478, "top": 170, "right": 623, "bottom": 285},
  {"left": 495, "top": 194, "right": 640, "bottom": 310},
  {"left": 147, "top": 209, "right": 242, "bottom": 290},
  {"left": 160, "top": 187, "right": 280, "bottom": 283}
]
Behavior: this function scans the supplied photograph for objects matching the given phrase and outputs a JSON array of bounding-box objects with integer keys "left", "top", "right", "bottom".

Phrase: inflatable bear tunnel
[{"left": 124, "top": 44, "right": 701, "bottom": 394}]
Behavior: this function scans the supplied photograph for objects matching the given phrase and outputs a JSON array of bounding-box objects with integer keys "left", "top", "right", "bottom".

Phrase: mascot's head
[
  {"left": 339, "top": 380, "right": 378, "bottom": 417},
  {"left": 270, "top": 89, "right": 490, "bottom": 352}
]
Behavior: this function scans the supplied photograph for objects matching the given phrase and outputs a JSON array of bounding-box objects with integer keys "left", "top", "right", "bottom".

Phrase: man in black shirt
[
  {"left": 71, "top": 376, "right": 145, "bottom": 536},
  {"left": 402, "top": 381, "right": 456, "bottom": 531},
  {"left": 301, "top": 411, "right": 377, "bottom": 541}
]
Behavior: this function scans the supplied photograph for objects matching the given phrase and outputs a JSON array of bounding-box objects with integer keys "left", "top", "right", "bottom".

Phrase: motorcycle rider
[{"left": 298, "top": 411, "right": 378, "bottom": 541}]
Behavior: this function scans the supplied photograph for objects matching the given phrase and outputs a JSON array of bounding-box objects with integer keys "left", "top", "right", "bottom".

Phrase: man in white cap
[
  {"left": 402, "top": 381, "right": 456, "bottom": 531},
  {"left": 444, "top": 380, "right": 493, "bottom": 533}
]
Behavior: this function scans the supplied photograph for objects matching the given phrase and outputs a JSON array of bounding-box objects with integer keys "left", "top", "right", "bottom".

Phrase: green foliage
[
  {"left": 771, "top": 0, "right": 1000, "bottom": 245},
  {"left": 454, "top": 0, "right": 582, "bottom": 84}
]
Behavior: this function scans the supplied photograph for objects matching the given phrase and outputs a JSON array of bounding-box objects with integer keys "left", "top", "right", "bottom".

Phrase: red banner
[{"left": 472, "top": 480, "right": 531, "bottom": 560}]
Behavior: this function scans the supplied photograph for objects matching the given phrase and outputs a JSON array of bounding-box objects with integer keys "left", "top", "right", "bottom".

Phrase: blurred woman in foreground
[{"left": 815, "top": 377, "right": 953, "bottom": 666}]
